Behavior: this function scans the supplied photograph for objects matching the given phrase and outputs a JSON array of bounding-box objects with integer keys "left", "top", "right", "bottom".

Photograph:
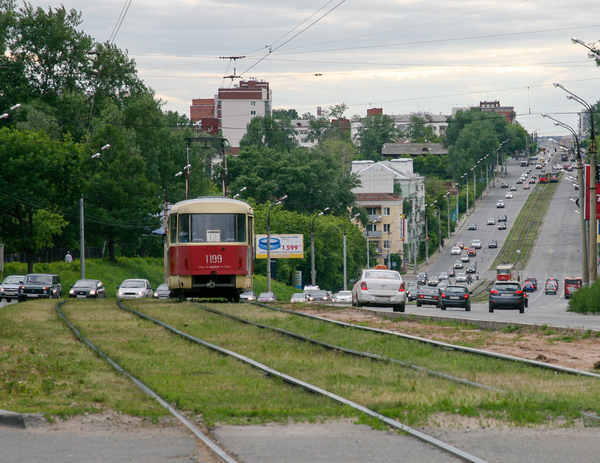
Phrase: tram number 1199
[{"left": 206, "top": 254, "right": 223, "bottom": 264}]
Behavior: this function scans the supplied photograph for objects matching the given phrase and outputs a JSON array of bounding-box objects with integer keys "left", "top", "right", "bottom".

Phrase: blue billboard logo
[{"left": 258, "top": 237, "right": 281, "bottom": 251}]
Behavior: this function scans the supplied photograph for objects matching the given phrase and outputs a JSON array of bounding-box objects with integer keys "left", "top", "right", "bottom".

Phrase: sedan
[
  {"left": 487, "top": 218, "right": 496, "bottom": 225},
  {"left": 467, "top": 247, "right": 477, "bottom": 256},
  {"left": 450, "top": 246, "right": 462, "bottom": 255},
  {"left": 516, "top": 178, "right": 523, "bottom": 184},
  {"left": 152, "top": 283, "right": 171, "bottom": 299},
  {"left": 498, "top": 214, "right": 507, "bottom": 222},
  {"left": 428, "top": 276, "right": 440, "bottom": 286},
  {"left": 496, "top": 200, "right": 505, "bottom": 208},
  {"left": 544, "top": 282, "right": 558, "bottom": 295},
  {"left": 290, "top": 293, "right": 307, "bottom": 302},
  {"left": 466, "top": 265, "right": 477, "bottom": 274},
  {"left": 523, "top": 278, "right": 538, "bottom": 292},
  {"left": 505, "top": 192, "right": 513, "bottom": 199},
  {"left": 333, "top": 290, "right": 352, "bottom": 303},
  {"left": 471, "top": 239, "right": 482, "bottom": 249},
  {"left": 455, "top": 272, "right": 468, "bottom": 283},
  {"left": 489, "top": 281, "right": 526, "bottom": 313},
  {"left": 498, "top": 222, "right": 507, "bottom": 230},
  {"left": 467, "top": 223, "right": 477, "bottom": 230},
  {"left": 453, "top": 260, "right": 464, "bottom": 269},
  {"left": 510, "top": 185, "right": 517, "bottom": 191},
  {"left": 523, "top": 184, "right": 531, "bottom": 190},
  {"left": 258, "top": 292, "right": 277, "bottom": 302},
  {"left": 69, "top": 279, "right": 107, "bottom": 299},
  {"left": 406, "top": 282, "right": 419, "bottom": 302},
  {"left": 460, "top": 253, "right": 470, "bottom": 262},
  {"left": 305, "top": 290, "right": 330, "bottom": 302},
  {"left": 529, "top": 178, "right": 536, "bottom": 184},
  {"left": 239, "top": 291, "right": 257, "bottom": 302},
  {"left": 440, "top": 285, "right": 471, "bottom": 311},
  {"left": 116, "top": 279, "right": 152, "bottom": 299},
  {"left": 352, "top": 268, "right": 406, "bottom": 312},
  {"left": 447, "top": 268, "right": 456, "bottom": 278},
  {"left": 501, "top": 182, "right": 509, "bottom": 188},
  {"left": 488, "top": 239, "right": 498, "bottom": 248},
  {"left": 438, "top": 271, "right": 450, "bottom": 281},
  {"left": 415, "top": 286, "right": 441, "bottom": 308},
  {"left": 0, "top": 274, "right": 25, "bottom": 302}
]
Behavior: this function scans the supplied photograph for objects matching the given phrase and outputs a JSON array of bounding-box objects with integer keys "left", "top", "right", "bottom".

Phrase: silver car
[
  {"left": 116, "top": 279, "right": 152, "bottom": 299},
  {"left": 352, "top": 268, "right": 406, "bottom": 312},
  {"left": 290, "top": 293, "right": 306, "bottom": 302},
  {"left": 334, "top": 290, "right": 352, "bottom": 303},
  {"left": 0, "top": 275, "right": 25, "bottom": 302}
]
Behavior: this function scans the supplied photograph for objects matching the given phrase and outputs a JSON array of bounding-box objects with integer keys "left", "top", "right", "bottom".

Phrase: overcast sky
[{"left": 25, "top": 0, "right": 600, "bottom": 137}]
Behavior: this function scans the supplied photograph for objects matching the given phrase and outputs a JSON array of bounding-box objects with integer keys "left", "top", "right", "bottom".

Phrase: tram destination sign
[{"left": 255, "top": 234, "right": 304, "bottom": 259}]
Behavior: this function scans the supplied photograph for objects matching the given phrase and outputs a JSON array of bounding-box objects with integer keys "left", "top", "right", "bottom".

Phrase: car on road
[
  {"left": 510, "top": 185, "right": 517, "bottom": 191},
  {"left": 18, "top": 274, "right": 62, "bottom": 302},
  {"left": 496, "top": 200, "right": 505, "bottom": 208},
  {"left": 488, "top": 281, "right": 527, "bottom": 313},
  {"left": 0, "top": 274, "right": 25, "bottom": 302},
  {"left": 351, "top": 268, "right": 406, "bottom": 312},
  {"left": 505, "top": 192, "right": 513, "bottom": 199},
  {"left": 455, "top": 272, "right": 467, "bottom": 283},
  {"left": 544, "top": 281, "right": 558, "bottom": 295},
  {"left": 488, "top": 239, "right": 498, "bottom": 248},
  {"left": 116, "top": 279, "right": 152, "bottom": 299},
  {"left": 456, "top": 241, "right": 465, "bottom": 249},
  {"left": 523, "top": 277, "right": 538, "bottom": 292},
  {"left": 406, "top": 281, "right": 419, "bottom": 301},
  {"left": 453, "top": 260, "right": 464, "bottom": 269},
  {"left": 466, "top": 265, "right": 477, "bottom": 274},
  {"left": 239, "top": 291, "right": 257, "bottom": 302},
  {"left": 438, "top": 271, "right": 450, "bottom": 281},
  {"left": 516, "top": 178, "right": 523, "bottom": 184},
  {"left": 471, "top": 239, "right": 482, "bottom": 249},
  {"left": 487, "top": 217, "right": 496, "bottom": 225},
  {"left": 305, "top": 290, "right": 331, "bottom": 302},
  {"left": 415, "top": 286, "right": 441, "bottom": 308},
  {"left": 333, "top": 290, "right": 352, "bottom": 303},
  {"left": 440, "top": 285, "right": 471, "bottom": 311},
  {"left": 416, "top": 271, "right": 428, "bottom": 286},
  {"left": 467, "top": 222, "right": 477, "bottom": 230},
  {"left": 428, "top": 276, "right": 440, "bottom": 286},
  {"left": 447, "top": 268, "right": 456, "bottom": 277},
  {"left": 523, "top": 183, "right": 531, "bottom": 190},
  {"left": 152, "top": 283, "right": 171, "bottom": 299},
  {"left": 69, "top": 279, "right": 107, "bottom": 299},
  {"left": 258, "top": 292, "right": 277, "bottom": 302},
  {"left": 460, "top": 253, "right": 470, "bottom": 262},
  {"left": 498, "top": 222, "right": 507, "bottom": 230},
  {"left": 529, "top": 177, "right": 536, "bottom": 184},
  {"left": 467, "top": 246, "right": 477, "bottom": 256},
  {"left": 290, "top": 293, "right": 306, "bottom": 302},
  {"left": 450, "top": 246, "right": 461, "bottom": 255},
  {"left": 498, "top": 214, "right": 507, "bottom": 222},
  {"left": 501, "top": 182, "right": 509, "bottom": 188},
  {"left": 437, "top": 281, "right": 448, "bottom": 293}
]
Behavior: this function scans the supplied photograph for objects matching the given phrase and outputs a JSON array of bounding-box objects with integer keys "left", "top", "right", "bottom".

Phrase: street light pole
[
  {"left": 387, "top": 218, "right": 399, "bottom": 269},
  {"left": 542, "top": 114, "right": 588, "bottom": 285},
  {"left": 267, "top": 195, "right": 287, "bottom": 293},
  {"left": 446, "top": 192, "right": 451, "bottom": 240},
  {"left": 311, "top": 207, "right": 329, "bottom": 285},
  {"left": 472, "top": 166, "right": 476, "bottom": 208},
  {"left": 553, "top": 82, "right": 597, "bottom": 282}
]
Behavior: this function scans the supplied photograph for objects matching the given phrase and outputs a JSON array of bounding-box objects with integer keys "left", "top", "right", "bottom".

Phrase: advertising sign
[
  {"left": 400, "top": 215, "right": 406, "bottom": 242},
  {"left": 255, "top": 234, "right": 304, "bottom": 259}
]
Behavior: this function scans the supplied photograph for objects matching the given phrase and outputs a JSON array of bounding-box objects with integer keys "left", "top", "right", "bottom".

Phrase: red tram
[
  {"left": 167, "top": 197, "right": 254, "bottom": 301},
  {"left": 496, "top": 263, "right": 515, "bottom": 281},
  {"left": 538, "top": 171, "right": 549, "bottom": 183}
]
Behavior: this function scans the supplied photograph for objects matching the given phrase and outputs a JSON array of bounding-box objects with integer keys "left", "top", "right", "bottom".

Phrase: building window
[
  {"left": 383, "top": 240, "right": 390, "bottom": 249},
  {"left": 383, "top": 224, "right": 390, "bottom": 233},
  {"left": 383, "top": 207, "right": 390, "bottom": 216},
  {"left": 367, "top": 224, "right": 377, "bottom": 232},
  {"left": 250, "top": 111, "right": 256, "bottom": 115},
  {"left": 366, "top": 207, "right": 378, "bottom": 215},
  {"left": 250, "top": 101, "right": 256, "bottom": 106}
]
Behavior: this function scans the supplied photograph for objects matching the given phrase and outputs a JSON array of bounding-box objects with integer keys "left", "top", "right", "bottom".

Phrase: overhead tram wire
[{"left": 108, "top": 0, "right": 133, "bottom": 44}]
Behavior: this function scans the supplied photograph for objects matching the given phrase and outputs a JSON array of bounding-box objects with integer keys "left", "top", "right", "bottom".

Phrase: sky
[{"left": 24, "top": 0, "right": 600, "bottom": 138}]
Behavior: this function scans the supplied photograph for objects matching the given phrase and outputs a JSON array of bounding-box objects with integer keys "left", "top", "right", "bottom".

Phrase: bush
[{"left": 567, "top": 281, "right": 600, "bottom": 314}]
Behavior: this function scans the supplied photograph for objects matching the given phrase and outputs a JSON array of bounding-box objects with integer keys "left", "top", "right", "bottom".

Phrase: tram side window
[
  {"left": 179, "top": 214, "right": 190, "bottom": 243},
  {"left": 169, "top": 214, "right": 178, "bottom": 243}
]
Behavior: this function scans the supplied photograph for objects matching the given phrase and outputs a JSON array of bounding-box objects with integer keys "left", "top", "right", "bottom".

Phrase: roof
[
  {"left": 355, "top": 193, "right": 403, "bottom": 202},
  {"left": 382, "top": 143, "right": 447, "bottom": 156}
]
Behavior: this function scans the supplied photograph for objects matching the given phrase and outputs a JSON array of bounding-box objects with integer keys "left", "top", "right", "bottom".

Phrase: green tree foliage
[
  {"left": 239, "top": 114, "right": 298, "bottom": 152},
  {"left": 354, "top": 113, "right": 400, "bottom": 160},
  {"left": 0, "top": 128, "right": 80, "bottom": 271},
  {"left": 272, "top": 108, "right": 299, "bottom": 119},
  {"left": 402, "top": 115, "right": 441, "bottom": 143},
  {"left": 305, "top": 104, "right": 351, "bottom": 144}
]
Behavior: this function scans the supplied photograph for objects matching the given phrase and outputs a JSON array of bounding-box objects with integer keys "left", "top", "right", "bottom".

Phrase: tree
[
  {"left": 354, "top": 113, "right": 400, "bottom": 160},
  {"left": 272, "top": 108, "right": 299, "bottom": 119},
  {"left": 306, "top": 104, "right": 351, "bottom": 145},
  {"left": 239, "top": 114, "right": 298, "bottom": 152},
  {"left": 402, "top": 115, "right": 441, "bottom": 143},
  {"left": 0, "top": 128, "right": 81, "bottom": 272}
]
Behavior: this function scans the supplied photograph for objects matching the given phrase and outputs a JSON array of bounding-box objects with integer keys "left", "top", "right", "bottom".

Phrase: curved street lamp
[
  {"left": 542, "top": 114, "right": 588, "bottom": 284},
  {"left": 571, "top": 37, "right": 600, "bottom": 60},
  {"left": 386, "top": 218, "right": 399, "bottom": 269},
  {"left": 311, "top": 206, "right": 329, "bottom": 285},
  {"left": 553, "top": 82, "right": 597, "bottom": 282},
  {"left": 267, "top": 195, "right": 287, "bottom": 292}
]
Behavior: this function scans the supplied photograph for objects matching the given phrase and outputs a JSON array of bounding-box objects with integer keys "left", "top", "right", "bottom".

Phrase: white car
[
  {"left": 334, "top": 290, "right": 352, "bottom": 303},
  {"left": 352, "top": 268, "right": 406, "bottom": 312},
  {"left": 116, "top": 279, "right": 153, "bottom": 299},
  {"left": 290, "top": 293, "right": 306, "bottom": 302},
  {"left": 471, "top": 239, "right": 482, "bottom": 249},
  {"left": 456, "top": 273, "right": 468, "bottom": 283},
  {"left": 505, "top": 192, "right": 513, "bottom": 199},
  {"left": 450, "top": 246, "right": 461, "bottom": 255},
  {"left": 496, "top": 200, "right": 505, "bottom": 208}
]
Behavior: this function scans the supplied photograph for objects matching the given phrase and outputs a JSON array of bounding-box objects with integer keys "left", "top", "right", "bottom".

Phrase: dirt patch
[{"left": 291, "top": 306, "right": 600, "bottom": 372}]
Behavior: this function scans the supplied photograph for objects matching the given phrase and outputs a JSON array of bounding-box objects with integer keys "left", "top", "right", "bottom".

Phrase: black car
[
  {"left": 153, "top": 283, "right": 172, "bottom": 299},
  {"left": 498, "top": 214, "right": 507, "bottom": 222},
  {"left": 407, "top": 281, "right": 419, "bottom": 301},
  {"left": 498, "top": 222, "right": 507, "bottom": 230},
  {"left": 305, "top": 290, "right": 331, "bottom": 302},
  {"left": 440, "top": 285, "right": 471, "bottom": 311},
  {"left": 416, "top": 286, "right": 441, "bottom": 308},
  {"left": 501, "top": 182, "right": 509, "bottom": 188},
  {"left": 488, "top": 281, "right": 527, "bottom": 313},
  {"left": 466, "top": 265, "right": 476, "bottom": 274},
  {"left": 427, "top": 276, "right": 440, "bottom": 287},
  {"left": 69, "top": 279, "right": 106, "bottom": 299},
  {"left": 488, "top": 239, "right": 498, "bottom": 248},
  {"left": 18, "top": 273, "right": 62, "bottom": 301},
  {"left": 416, "top": 272, "right": 428, "bottom": 286},
  {"left": 447, "top": 268, "right": 456, "bottom": 278}
]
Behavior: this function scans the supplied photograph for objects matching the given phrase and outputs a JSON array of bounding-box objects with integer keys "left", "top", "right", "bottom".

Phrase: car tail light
[
  {"left": 490, "top": 289, "right": 498, "bottom": 294},
  {"left": 515, "top": 290, "right": 523, "bottom": 295},
  {"left": 399, "top": 282, "right": 405, "bottom": 292},
  {"left": 441, "top": 293, "right": 446, "bottom": 298},
  {"left": 360, "top": 282, "right": 367, "bottom": 291},
  {"left": 464, "top": 294, "right": 469, "bottom": 299}
]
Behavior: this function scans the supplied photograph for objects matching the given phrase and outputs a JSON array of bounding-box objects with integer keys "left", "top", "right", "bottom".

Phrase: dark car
[
  {"left": 498, "top": 222, "right": 507, "bottom": 230},
  {"left": 501, "top": 182, "right": 509, "bottom": 188},
  {"left": 447, "top": 268, "right": 456, "bottom": 278},
  {"left": 416, "top": 286, "right": 441, "bottom": 308},
  {"left": 523, "top": 277, "right": 538, "bottom": 292},
  {"left": 440, "top": 285, "right": 471, "bottom": 311},
  {"left": 0, "top": 274, "right": 25, "bottom": 302},
  {"left": 416, "top": 272, "right": 428, "bottom": 286},
  {"left": 305, "top": 290, "right": 331, "bottom": 302},
  {"left": 18, "top": 274, "right": 62, "bottom": 301},
  {"left": 466, "top": 265, "right": 477, "bottom": 274},
  {"left": 69, "top": 279, "right": 106, "bottom": 299},
  {"left": 498, "top": 214, "right": 507, "bottom": 222},
  {"left": 488, "top": 239, "right": 498, "bottom": 248},
  {"left": 427, "top": 276, "right": 440, "bottom": 287},
  {"left": 407, "top": 281, "right": 419, "bottom": 301},
  {"left": 152, "top": 283, "right": 172, "bottom": 299},
  {"left": 488, "top": 281, "right": 527, "bottom": 313}
]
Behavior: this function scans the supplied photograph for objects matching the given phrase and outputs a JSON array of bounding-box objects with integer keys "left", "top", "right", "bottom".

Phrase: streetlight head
[
  {"left": 280, "top": 195, "right": 288, "bottom": 201},
  {"left": 240, "top": 186, "right": 247, "bottom": 192},
  {"left": 101, "top": 144, "right": 110, "bottom": 150},
  {"left": 91, "top": 153, "right": 101, "bottom": 159},
  {"left": 323, "top": 207, "right": 329, "bottom": 212},
  {"left": 541, "top": 113, "right": 547, "bottom": 118},
  {"left": 175, "top": 171, "right": 183, "bottom": 177},
  {"left": 571, "top": 37, "right": 585, "bottom": 46},
  {"left": 10, "top": 104, "right": 21, "bottom": 110},
  {"left": 0, "top": 113, "right": 8, "bottom": 119},
  {"left": 553, "top": 82, "right": 564, "bottom": 89}
]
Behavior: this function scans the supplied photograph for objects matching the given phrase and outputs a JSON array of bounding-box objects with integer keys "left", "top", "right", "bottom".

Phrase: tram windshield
[{"left": 171, "top": 213, "right": 247, "bottom": 243}]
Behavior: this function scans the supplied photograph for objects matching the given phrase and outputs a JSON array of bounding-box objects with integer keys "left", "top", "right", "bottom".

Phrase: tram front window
[{"left": 189, "top": 214, "right": 246, "bottom": 243}]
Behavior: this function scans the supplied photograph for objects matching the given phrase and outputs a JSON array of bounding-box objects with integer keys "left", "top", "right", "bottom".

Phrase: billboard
[{"left": 255, "top": 234, "right": 304, "bottom": 259}]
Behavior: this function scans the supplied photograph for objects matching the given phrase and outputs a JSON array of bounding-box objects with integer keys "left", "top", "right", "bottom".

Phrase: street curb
[{"left": 0, "top": 409, "right": 48, "bottom": 428}]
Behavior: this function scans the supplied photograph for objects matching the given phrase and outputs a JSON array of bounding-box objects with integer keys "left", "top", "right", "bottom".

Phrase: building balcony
[
  {"left": 363, "top": 231, "right": 382, "bottom": 238},
  {"left": 368, "top": 214, "right": 382, "bottom": 223}
]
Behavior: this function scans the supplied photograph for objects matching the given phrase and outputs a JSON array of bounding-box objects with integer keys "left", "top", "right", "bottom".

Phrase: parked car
[
  {"left": 290, "top": 292, "right": 307, "bottom": 303},
  {"left": 467, "top": 222, "right": 477, "bottom": 230},
  {"left": 488, "top": 239, "right": 498, "bottom": 248},
  {"left": 488, "top": 281, "right": 527, "bottom": 313},
  {"left": 116, "top": 279, "right": 152, "bottom": 299},
  {"left": 415, "top": 286, "right": 441, "bottom": 308},
  {"left": 351, "top": 268, "right": 406, "bottom": 312},
  {"left": 0, "top": 274, "right": 25, "bottom": 302},
  {"left": 152, "top": 283, "right": 171, "bottom": 299},
  {"left": 406, "top": 281, "right": 419, "bottom": 301},
  {"left": 523, "top": 277, "right": 538, "bottom": 292},
  {"left": 333, "top": 290, "right": 352, "bottom": 303},
  {"left": 258, "top": 292, "right": 277, "bottom": 302},
  {"left": 239, "top": 291, "right": 257, "bottom": 302},
  {"left": 18, "top": 274, "right": 62, "bottom": 302},
  {"left": 69, "top": 279, "right": 107, "bottom": 299},
  {"left": 440, "top": 285, "right": 471, "bottom": 311}
]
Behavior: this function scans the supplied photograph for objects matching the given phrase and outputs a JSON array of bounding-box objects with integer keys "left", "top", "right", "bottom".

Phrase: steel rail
[
  {"left": 252, "top": 302, "right": 600, "bottom": 379},
  {"left": 116, "top": 301, "right": 488, "bottom": 463},
  {"left": 55, "top": 301, "right": 239, "bottom": 463},
  {"left": 197, "top": 303, "right": 506, "bottom": 393}
]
